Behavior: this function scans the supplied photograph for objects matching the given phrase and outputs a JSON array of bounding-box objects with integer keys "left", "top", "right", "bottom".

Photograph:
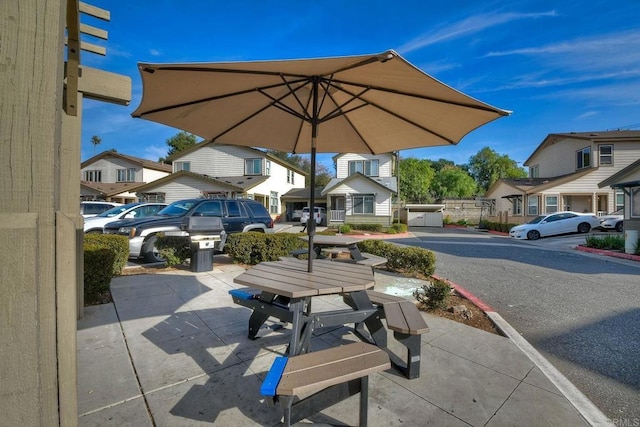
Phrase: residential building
[
  {"left": 81, "top": 151, "right": 172, "bottom": 203},
  {"left": 320, "top": 153, "right": 398, "bottom": 226},
  {"left": 132, "top": 142, "right": 306, "bottom": 216},
  {"left": 599, "top": 158, "right": 640, "bottom": 233},
  {"left": 486, "top": 131, "right": 640, "bottom": 222}
]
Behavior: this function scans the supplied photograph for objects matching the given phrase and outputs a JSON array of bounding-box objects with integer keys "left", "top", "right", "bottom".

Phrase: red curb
[
  {"left": 347, "top": 232, "right": 412, "bottom": 239},
  {"left": 431, "top": 274, "right": 495, "bottom": 313},
  {"left": 575, "top": 245, "right": 640, "bottom": 262}
]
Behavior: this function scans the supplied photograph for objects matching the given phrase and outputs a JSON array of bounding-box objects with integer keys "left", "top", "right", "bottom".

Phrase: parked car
[
  {"left": 83, "top": 202, "right": 167, "bottom": 233},
  {"left": 300, "top": 207, "right": 326, "bottom": 225},
  {"left": 509, "top": 211, "right": 600, "bottom": 240},
  {"left": 598, "top": 209, "right": 624, "bottom": 232},
  {"left": 80, "top": 201, "right": 122, "bottom": 218},
  {"left": 103, "top": 198, "right": 274, "bottom": 262}
]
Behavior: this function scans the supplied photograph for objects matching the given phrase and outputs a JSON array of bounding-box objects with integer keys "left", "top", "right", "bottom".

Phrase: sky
[{"left": 79, "top": 0, "right": 640, "bottom": 172}]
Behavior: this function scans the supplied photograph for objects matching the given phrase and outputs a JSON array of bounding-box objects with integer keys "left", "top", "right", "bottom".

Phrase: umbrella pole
[{"left": 307, "top": 77, "right": 319, "bottom": 273}]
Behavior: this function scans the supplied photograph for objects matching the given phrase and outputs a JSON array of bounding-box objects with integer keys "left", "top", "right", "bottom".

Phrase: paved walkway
[{"left": 77, "top": 255, "right": 607, "bottom": 426}]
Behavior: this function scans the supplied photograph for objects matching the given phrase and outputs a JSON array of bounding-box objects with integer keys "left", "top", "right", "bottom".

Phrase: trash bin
[
  {"left": 182, "top": 216, "right": 224, "bottom": 272},
  {"left": 190, "top": 242, "right": 214, "bottom": 272},
  {"left": 624, "top": 229, "right": 639, "bottom": 254}
]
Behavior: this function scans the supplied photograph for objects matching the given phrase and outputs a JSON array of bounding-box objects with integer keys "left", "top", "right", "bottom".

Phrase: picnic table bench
[
  {"left": 344, "top": 290, "right": 429, "bottom": 379},
  {"left": 261, "top": 342, "right": 390, "bottom": 427}
]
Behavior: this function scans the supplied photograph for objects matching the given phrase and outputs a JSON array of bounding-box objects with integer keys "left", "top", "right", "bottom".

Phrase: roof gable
[
  {"left": 322, "top": 172, "right": 397, "bottom": 195},
  {"left": 82, "top": 151, "right": 172, "bottom": 172}
]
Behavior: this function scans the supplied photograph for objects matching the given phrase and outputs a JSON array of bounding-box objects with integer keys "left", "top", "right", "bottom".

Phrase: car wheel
[
  {"left": 142, "top": 235, "right": 164, "bottom": 263},
  {"left": 616, "top": 222, "right": 623, "bottom": 232},
  {"left": 527, "top": 230, "right": 540, "bottom": 240},
  {"left": 86, "top": 229, "right": 103, "bottom": 234},
  {"left": 577, "top": 222, "right": 591, "bottom": 234}
]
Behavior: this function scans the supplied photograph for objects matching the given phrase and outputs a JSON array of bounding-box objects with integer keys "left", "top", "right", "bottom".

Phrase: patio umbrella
[{"left": 132, "top": 50, "right": 510, "bottom": 271}]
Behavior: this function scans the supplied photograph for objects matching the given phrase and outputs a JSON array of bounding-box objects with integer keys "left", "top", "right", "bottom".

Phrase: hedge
[
  {"left": 224, "top": 232, "right": 306, "bottom": 265},
  {"left": 480, "top": 221, "right": 519, "bottom": 233},
  {"left": 356, "top": 239, "right": 436, "bottom": 276},
  {"left": 156, "top": 235, "right": 192, "bottom": 266},
  {"left": 83, "top": 233, "right": 129, "bottom": 276}
]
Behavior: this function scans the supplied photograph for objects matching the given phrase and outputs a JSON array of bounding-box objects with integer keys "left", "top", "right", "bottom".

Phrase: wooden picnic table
[
  {"left": 232, "top": 258, "right": 388, "bottom": 356},
  {"left": 299, "top": 235, "right": 365, "bottom": 261}
]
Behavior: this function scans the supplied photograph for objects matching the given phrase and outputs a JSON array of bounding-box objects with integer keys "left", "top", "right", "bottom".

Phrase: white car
[
  {"left": 300, "top": 207, "right": 326, "bottom": 225},
  {"left": 509, "top": 211, "right": 600, "bottom": 240},
  {"left": 598, "top": 209, "right": 624, "bottom": 232},
  {"left": 80, "top": 201, "right": 122, "bottom": 218},
  {"left": 83, "top": 202, "right": 167, "bottom": 233}
]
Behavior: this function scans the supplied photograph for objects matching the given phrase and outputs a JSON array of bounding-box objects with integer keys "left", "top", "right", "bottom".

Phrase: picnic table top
[
  {"left": 233, "top": 258, "right": 374, "bottom": 298},
  {"left": 299, "top": 235, "right": 362, "bottom": 246}
]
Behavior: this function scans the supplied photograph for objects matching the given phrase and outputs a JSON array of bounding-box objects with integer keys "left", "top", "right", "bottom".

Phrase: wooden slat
[
  {"left": 276, "top": 343, "right": 390, "bottom": 396},
  {"left": 79, "top": 1, "right": 110, "bottom": 20},
  {"left": 233, "top": 273, "right": 316, "bottom": 298},
  {"left": 366, "top": 290, "right": 406, "bottom": 305},
  {"left": 382, "top": 302, "right": 409, "bottom": 334},
  {"left": 399, "top": 301, "right": 429, "bottom": 334},
  {"left": 80, "top": 23, "right": 107, "bottom": 39},
  {"left": 246, "top": 264, "right": 343, "bottom": 294}
]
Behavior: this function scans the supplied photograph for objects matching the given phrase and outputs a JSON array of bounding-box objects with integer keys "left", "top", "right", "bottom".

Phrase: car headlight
[{"left": 118, "top": 226, "right": 136, "bottom": 237}]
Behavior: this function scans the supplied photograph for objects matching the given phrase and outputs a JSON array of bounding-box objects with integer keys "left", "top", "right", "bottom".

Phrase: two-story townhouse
[
  {"left": 80, "top": 151, "right": 172, "bottom": 203},
  {"left": 486, "top": 130, "right": 640, "bottom": 222},
  {"left": 599, "top": 158, "right": 640, "bottom": 234},
  {"left": 321, "top": 153, "right": 398, "bottom": 226},
  {"left": 132, "top": 142, "right": 306, "bottom": 216}
]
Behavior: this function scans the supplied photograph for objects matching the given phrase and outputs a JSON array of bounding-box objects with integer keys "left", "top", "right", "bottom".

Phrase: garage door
[{"left": 408, "top": 211, "right": 443, "bottom": 227}]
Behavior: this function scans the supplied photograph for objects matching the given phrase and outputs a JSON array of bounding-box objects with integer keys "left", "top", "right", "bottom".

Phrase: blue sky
[{"left": 80, "top": 0, "right": 640, "bottom": 171}]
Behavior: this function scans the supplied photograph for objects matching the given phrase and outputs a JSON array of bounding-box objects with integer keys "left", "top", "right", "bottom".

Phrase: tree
[
  {"left": 265, "top": 150, "right": 332, "bottom": 187},
  {"left": 431, "top": 166, "right": 477, "bottom": 200},
  {"left": 467, "top": 147, "right": 527, "bottom": 193},
  {"left": 398, "top": 158, "right": 435, "bottom": 203},
  {"left": 165, "top": 131, "right": 198, "bottom": 158},
  {"left": 91, "top": 135, "right": 101, "bottom": 155}
]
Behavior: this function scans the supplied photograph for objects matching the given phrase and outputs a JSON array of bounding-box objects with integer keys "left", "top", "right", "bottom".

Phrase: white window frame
[
  {"left": 599, "top": 144, "right": 613, "bottom": 166},
  {"left": 527, "top": 195, "right": 538, "bottom": 215},
  {"left": 270, "top": 191, "right": 278, "bottom": 214},
  {"left": 352, "top": 194, "right": 375, "bottom": 214},
  {"left": 174, "top": 161, "right": 190, "bottom": 172},
  {"left": 116, "top": 168, "right": 136, "bottom": 182},
  {"left": 529, "top": 165, "right": 539, "bottom": 178},
  {"left": 576, "top": 147, "right": 591, "bottom": 170},
  {"left": 545, "top": 195, "right": 558, "bottom": 213},
  {"left": 631, "top": 187, "right": 640, "bottom": 218},
  {"left": 348, "top": 160, "right": 379, "bottom": 177},
  {"left": 83, "top": 169, "right": 102, "bottom": 182},
  {"left": 512, "top": 197, "right": 522, "bottom": 215},
  {"left": 615, "top": 189, "right": 625, "bottom": 211},
  {"left": 245, "top": 158, "right": 262, "bottom": 175}
]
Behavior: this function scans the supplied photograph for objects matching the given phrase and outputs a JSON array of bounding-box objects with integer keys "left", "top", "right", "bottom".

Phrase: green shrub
[
  {"left": 356, "top": 240, "right": 436, "bottom": 276},
  {"left": 456, "top": 219, "right": 468, "bottom": 226},
  {"left": 443, "top": 215, "right": 452, "bottom": 225},
  {"left": 584, "top": 235, "right": 625, "bottom": 250},
  {"left": 83, "top": 245, "right": 116, "bottom": 305},
  {"left": 386, "top": 223, "right": 408, "bottom": 234},
  {"left": 338, "top": 224, "right": 352, "bottom": 234},
  {"left": 156, "top": 235, "right": 191, "bottom": 266},
  {"left": 225, "top": 232, "right": 306, "bottom": 265},
  {"left": 84, "top": 233, "right": 129, "bottom": 276},
  {"left": 345, "top": 223, "right": 383, "bottom": 232},
  {"left": 413, "top": 277, "right": 451, "bottom": 310}
]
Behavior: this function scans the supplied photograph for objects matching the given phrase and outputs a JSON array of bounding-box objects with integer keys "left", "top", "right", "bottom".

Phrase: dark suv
[{"left": 104, "top": 198, "right": 274, "bottom": 262}]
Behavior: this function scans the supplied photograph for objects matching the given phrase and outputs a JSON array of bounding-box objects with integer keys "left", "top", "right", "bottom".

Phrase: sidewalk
[{"left": 77, "top": 255, "right": 605, "bottom": 426}]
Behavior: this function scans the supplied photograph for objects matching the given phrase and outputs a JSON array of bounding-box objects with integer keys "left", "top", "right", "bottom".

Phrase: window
[
  {"left": 576, "top": 147, "right": 591, "bottom": 170},
  {"left": 225, "top": 200, "right": 244, "bottom": 217},
  {"left": 632, "top": 188, "right": 640, "bottom": 218},
  {"left": 192, "top": 200, "right": 223, "bottom": 217},
  {"left": 265, "top": 160, "right": 271, "bottom": 176},
  {"left": 352, "top": 194, "right": 375, "bottom": 214},
  {"left": 83, "top": 170, "right": 102, "bottom": 182},
  {"left": 529, "top": 165, "right": 539, "bottom": 178},
  {"left": 615, "top": 189, "right": 625, "bottom": 211},
  {"left": 116, "top": 168, "right": 136, "bottom": 182},
  {"left": 174, "top": 161, "right": 190, "bottom": 172},
  {"left": 512, "top": 197, "right": 522, "bottom": 215},
  {"left": 527, "top": 196, "right": 538, "bottom": 215},
  {"left": 287, "top": 170, "right": 295, "bottom": 184},
  {"left": 545, "top": 195, "right": 558, "bottom": 213},
  {"left": 245, "top": 158, "right": 262, "bottom": 175},
  {"left": 599, "top": 145, "right": 613, "bottom": 166},
  {"left": 270, "top": 191, "right": 278, "bottom": 214},
  {"left": 348, "top": 159, "right": 379, "bottom": 177},
  {"left": 140, "top": 193, "right": 165, "bottom": 203}
]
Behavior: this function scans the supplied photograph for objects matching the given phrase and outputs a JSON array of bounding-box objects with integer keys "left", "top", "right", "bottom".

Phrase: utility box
[{"left": 182, "top": 216, "right": 225, "bottom": 272}]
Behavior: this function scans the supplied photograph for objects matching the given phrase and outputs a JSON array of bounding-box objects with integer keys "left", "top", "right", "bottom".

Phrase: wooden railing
[{"left": 330, "top": 210, "right": 345, "bottom": 222}]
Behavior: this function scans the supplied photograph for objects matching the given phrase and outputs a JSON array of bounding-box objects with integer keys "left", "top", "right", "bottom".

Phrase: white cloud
[
  {"left": 398, "top": 10, "right": 557, "bottom": 54},
  {"left": 143, "top": 145, "right": 168, "bottom": 161},
  {"left": 574, "top": 111, "right": 599, "bottom": 121},
  {"left": 149, "top": 49, "right": 163, "bottom": 57}
]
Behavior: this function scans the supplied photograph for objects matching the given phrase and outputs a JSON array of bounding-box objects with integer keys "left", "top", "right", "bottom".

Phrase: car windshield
[
  {"left": 157, "top": 201, "right": 198, "bottom": 216},
  {"left": 95, "top": 203, "right": 138, "bottom": 218},
  {"left": 527, "top": 215, "right": 546, "bottom": 224}
]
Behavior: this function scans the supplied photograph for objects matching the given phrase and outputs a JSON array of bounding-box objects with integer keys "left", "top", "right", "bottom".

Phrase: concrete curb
[
  {"left": 575, "top": 245, "right": 640, "bottom": 262},
  {"left": 432, "top": 275, "right": 612, "bottom": 426}
]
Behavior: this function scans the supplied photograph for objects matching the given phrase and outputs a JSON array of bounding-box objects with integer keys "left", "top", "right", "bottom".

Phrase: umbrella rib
[{"left": 330, "top": 78, "right": 508, "bottom": 115}]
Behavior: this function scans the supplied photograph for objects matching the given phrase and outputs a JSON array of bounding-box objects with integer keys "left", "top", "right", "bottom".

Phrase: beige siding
[
  {"left": 142, "top": 176, "right": 235, "bottom": 203},
  {"left": 335, "top": 153, "right": 394, "bottom": 178},
  {"left": 329, "top": 180, "right": 392, "bottom": 217},
  {"left": 486, "top": 183, "right": 523, "bottom": 216},
  {"left": 81, "top": 157, "right": 142, "bottom": 182},
  {"left": 175, "top": 144, "right": 250, "bottom": 175},
  {"left": 528, "top": 137, "right": 590, "bottom": 177},
  {"left": 142, "top": 167, "right": 170, "bottom": 182}
]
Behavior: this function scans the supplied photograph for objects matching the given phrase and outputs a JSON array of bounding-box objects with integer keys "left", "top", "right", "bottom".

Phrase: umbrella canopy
[{"left": 132, "top": 50, "right": 510, "bottom": 271}]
